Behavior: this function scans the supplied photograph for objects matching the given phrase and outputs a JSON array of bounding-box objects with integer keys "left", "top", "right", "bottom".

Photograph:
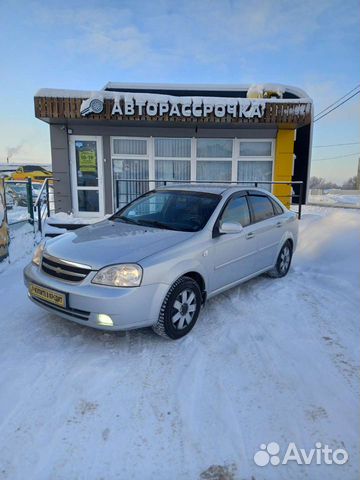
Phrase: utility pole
[{"left": 356, "top": 157, "right": 360, "bottom": 190}]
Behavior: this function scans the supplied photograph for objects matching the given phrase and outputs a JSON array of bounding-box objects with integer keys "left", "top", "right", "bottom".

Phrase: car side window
[
  {"left": 221, "top": 195, "right": 250, "bottom": 227},
  {"left": 248, "top": 195, "right": 274, "bottom": 223}
]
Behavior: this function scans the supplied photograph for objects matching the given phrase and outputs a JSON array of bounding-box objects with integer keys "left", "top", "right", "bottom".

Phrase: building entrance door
[{"left": 69, "top": 136, "right": 104, "bottom": 217}]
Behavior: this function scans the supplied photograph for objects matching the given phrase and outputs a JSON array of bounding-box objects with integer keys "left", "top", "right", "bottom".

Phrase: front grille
[
  {"left": 32, "top": 296, "right": 90, "bottom": 320},
  {"left": 41, "top": 253, "right": 92, "bottom": 283}
]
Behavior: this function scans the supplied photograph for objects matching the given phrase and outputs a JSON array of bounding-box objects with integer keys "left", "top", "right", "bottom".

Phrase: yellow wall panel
[
  {"left": 273, "top": 129, "right": 296, "bottom": 208},
  {"left": 274, "top": 153, "right": 294, "bottom": 177}
]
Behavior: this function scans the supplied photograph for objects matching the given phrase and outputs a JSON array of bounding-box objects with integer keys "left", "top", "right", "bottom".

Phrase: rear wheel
[
  {"left": 267, "top": 240, "right": 293, "bottom": 278},
  {"left": 152, "top": 276, "right": 202, "bottom": 340}
]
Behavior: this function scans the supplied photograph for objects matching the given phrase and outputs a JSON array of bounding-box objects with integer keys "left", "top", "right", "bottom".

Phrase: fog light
[{"left": 97, "top": 314, "right": 114, "bottom": 327}]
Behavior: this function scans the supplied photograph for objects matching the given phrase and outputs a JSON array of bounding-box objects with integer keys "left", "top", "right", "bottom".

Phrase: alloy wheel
[
  {"left": 279, "top": 246, "right": 291, "bottom": 273},
  {"left": 171, "top": 289, "right": 197, "bottom": 330}
]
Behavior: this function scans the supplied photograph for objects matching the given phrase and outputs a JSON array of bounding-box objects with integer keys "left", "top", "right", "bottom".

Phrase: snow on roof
[
  {"left": 36, "top": 83, "right": 311, "bottom": 102},
  {"left": 103, "top": 82, "right": 311, "bottom": 99}
]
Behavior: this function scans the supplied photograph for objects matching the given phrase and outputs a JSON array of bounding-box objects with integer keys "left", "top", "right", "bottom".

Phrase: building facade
[{"left": 34, "top": 83, "right": 313, "bottom": 217}]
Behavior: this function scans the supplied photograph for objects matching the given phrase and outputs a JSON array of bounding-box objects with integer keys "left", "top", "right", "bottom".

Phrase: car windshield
[{"left": 112, "top": 190, "right": 221, "bottom": 232}]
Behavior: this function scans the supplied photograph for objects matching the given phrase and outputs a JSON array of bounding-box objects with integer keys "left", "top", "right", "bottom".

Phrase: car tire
[
  {"left": 152, "top": 276, "right": 202, "bottom": 340},
  {"left": 267, "top": 240, "right": 293, "bottom": 278}
]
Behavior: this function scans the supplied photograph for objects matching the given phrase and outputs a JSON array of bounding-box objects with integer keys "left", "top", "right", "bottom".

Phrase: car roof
[
  {"left": 156, "top": 183, "right": 271, "bottom": 196},
  {"left": 156, "top": 183, "right": 230, "bottom": 194}
]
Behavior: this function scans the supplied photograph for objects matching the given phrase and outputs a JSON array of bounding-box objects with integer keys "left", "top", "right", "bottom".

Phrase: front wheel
[
  {"left": 267, "top": 241, "right": 293, "bottom": 278},
  {"left": 152, "top": 276, "right": 202, "bottom": 340}
]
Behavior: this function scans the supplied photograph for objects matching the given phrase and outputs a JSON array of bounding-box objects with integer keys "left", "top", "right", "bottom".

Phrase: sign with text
[
  {"left": 79, "top": 151, "right": 97, "bottom": 173},
  {"left": 80, "top": 93, "right": 267, "bottom": 119}
]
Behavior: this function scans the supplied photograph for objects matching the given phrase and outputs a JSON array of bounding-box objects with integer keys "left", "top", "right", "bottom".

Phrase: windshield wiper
[
  {"left": 137, "top": 220, "right": 178, "bottom": 231},
  {"left": 114, "top": 217, "right": 179, "bottom": 231},
  {"left": 114, "top": 216, "right": 140, "bottom": 225}
]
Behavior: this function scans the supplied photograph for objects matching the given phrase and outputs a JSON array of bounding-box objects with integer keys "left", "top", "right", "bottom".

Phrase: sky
[{"left": 0, "top": 0, "right": 359, "bottom": 184}]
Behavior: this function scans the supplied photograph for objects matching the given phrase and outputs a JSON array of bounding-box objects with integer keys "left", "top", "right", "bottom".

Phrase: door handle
[
  {"left": 276, "top": 221, "right": 283, "bottom": 228},
  {"left": 246, "top": 232, "right": 255, "bottom": 239}
]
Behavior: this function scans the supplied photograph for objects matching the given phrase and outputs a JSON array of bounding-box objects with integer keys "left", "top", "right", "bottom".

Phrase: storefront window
[
  {"left": 155, "top": 138, "right": 191, "bottom": 158},
  {"left": 196, "top": 139, "right": 233, "bottom": 158},
  {"left": 154, "top": 138, "right": 191, "bottom": 186},
  {"left": 113, "top": 138, "right": 147, "bottom": 155},
  {"left": 237, "top": 161, "right": 272, "bottom": 190},
  {"left": 197, "top": 161, "right": 232, "bottom": 182},
  {"left": 75, "top": 140, "right": 98, "bottom": 187},
  {"left": 113, "top": 158, "right": 149, "bottom": 209},
  {"left": 240, "top": 141, "right": 272, "bottom": 157},
  {"left": 155, "top": 160, "right": 191, "bottom": 183}
]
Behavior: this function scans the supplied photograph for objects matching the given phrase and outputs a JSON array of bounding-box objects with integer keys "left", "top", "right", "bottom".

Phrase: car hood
[{"left": 44, "top": 220, "right": 194, "bottom": 269}]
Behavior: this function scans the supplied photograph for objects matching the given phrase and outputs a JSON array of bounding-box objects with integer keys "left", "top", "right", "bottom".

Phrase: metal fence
[
  {"left": 4, "top": 178, "right": 55, "bottom": 232},
  {"left": 114, "top": 179, "right": 304, "bottom": 218}
]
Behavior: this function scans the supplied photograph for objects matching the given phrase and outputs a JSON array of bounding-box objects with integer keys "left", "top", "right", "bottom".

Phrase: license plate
[{"left": 29, "top": 283, "right": 66, "bottom": 308}]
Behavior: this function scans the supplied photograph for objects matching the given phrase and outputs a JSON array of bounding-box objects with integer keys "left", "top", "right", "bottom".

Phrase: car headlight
[
  {"left": 32, "top": 242, "right": 45, "bottom": 266},
  {"left": 92, "top": 264, "right": 143, "bottom": 287}
]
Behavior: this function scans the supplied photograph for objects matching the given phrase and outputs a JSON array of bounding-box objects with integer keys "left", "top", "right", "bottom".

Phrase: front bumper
[{"left": 23, "top": 263, "right": 169, "bottom": 331}]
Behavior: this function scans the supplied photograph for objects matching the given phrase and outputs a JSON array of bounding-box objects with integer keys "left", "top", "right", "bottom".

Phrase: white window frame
[
  {"left": 154, "top": 137, "right": 192, "bottom": 186},
  {"left": 69, "top": 135, "right": 105, "bottom": 218},
  {"left": 109, "top": 137, "right": 275, "bottom": 212},
  {"left": 195, "top": 138, "right": 234, "bottom": 183},
  {"left": 111, "top": 136, "right": 150, "bottom": 212},
  {"left": 236, "top": 139, "right": 275, "bottom": 191}
]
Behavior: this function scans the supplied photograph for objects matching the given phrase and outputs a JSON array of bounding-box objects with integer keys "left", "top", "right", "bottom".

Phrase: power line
[
  {"left": 314, "top": 84, "right": 360, "bottom": 118},
  {"left": 312, "top": 152, "right": 360, "bottom": 162},
  {"left": 314, "top": 90, "right": 360, "bottom": 122},
  {"left": 313, "top": 141, "right": 360, "bottom": 148}
]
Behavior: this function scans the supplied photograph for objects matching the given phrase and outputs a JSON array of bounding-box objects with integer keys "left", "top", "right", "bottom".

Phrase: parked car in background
[
  {"left": 6, "top": 184, "right": 28, "bottom": 207},
  {"left": 24, "top": 185, "right": 298, "bottom": 340},
  {"left": 11, "top": 165, "right": 52, "bottom": 182},
  {"left": 31, "top": 182, "right": 44, "bottom": 199},
  {"left": 5, "top": 181, "right": 45, "bottom": 207}
]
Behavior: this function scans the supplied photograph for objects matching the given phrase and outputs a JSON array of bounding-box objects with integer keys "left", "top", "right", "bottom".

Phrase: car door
[
  {"left": 247, "top": 192, "right": 286, "bottom": 270},
  {"left": 210, "top": 193, "right": 259, "bottom": 292}
]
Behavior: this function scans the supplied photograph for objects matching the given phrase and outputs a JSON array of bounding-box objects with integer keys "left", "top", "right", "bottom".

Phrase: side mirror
[{"left": 219, "top": 221, "right": 243, "bottom": 234}]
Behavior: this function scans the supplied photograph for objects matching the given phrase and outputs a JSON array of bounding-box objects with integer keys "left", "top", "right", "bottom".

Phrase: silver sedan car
[{"left": 24, "top": 185, "right": 298, "bottom": 339}]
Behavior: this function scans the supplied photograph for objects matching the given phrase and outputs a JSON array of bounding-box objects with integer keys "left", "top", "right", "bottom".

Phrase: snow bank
[
  {"left": 46, "top": 212, "right": 106, "bottom": 225},
  {"left": 295, "top": 207, "right": 360, "bottom": 285}
]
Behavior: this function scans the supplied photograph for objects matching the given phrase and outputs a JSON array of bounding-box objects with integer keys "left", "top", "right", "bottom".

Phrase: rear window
[
  {"left": 248, "top": 195, "right": 274, "bottom": 222},
  {"left": 23, "top": 166, "right": 38, "bottom": 172}
]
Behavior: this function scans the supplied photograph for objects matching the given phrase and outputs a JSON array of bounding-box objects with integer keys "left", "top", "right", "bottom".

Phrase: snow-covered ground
[
  {"left": 308, "top": 191, "right": 360, "bottom": 208},
  {"left": 0, "top": 207, "right": 358, "bottom": 480},
  {"left": 6, "top": 205, "right": 29, "bottom": 224}
]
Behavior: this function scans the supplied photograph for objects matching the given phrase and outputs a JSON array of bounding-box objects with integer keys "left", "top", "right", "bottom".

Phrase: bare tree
[
  {"left": 342, "top": 176, "right": 357, "bottom": 190},
  {"left": 309, "top": 177, "right": 339, "bottom": 190}
]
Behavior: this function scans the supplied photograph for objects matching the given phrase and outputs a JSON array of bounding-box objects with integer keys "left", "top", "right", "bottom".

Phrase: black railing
[
  {"left": 4, "top": 177, "right": 56, "bottom": 233},
  {"left": 33, "top": 178, "right": 55, "bottom": 234},
  {"left": 114, "top": 179, "right": 304, "bottom": 219}
]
